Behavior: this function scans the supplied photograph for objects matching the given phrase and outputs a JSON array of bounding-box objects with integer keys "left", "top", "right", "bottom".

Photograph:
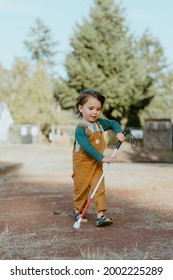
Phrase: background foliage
[
  {"left": 55, "top": 0, "right": 173, "bottom": 127},
  {"left": 0, "top": 0, "right": 173, "bottom": 137}
]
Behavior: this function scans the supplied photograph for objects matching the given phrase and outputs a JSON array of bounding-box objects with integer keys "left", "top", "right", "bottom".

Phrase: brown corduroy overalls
[{"left": 72, "top": 121, "right": 106, "bottom": 214}]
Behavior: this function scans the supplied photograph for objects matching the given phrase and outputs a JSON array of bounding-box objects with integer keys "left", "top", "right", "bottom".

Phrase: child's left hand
[{"left": 116, "top": 132, "right": 125, "bottom": 142}]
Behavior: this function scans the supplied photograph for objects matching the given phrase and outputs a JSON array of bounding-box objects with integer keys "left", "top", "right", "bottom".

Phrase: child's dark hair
[{"left": 75, "top": 89, "right": 105, "bottom": 118}]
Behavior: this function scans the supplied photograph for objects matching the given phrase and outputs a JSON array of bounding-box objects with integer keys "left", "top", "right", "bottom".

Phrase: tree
[
  {"left": 141, "top": 69, "right": 173, "bottom": 122},
  {"left": 126, "top": 30, "right": 169, "bottom": 126},
  {"left": 0, "top": 59, "right": 30, "bottom": 111},
  {"left": 24, "top": 18, "right": 58, "bottom": 70},
  {"left": 0, "top": 60, "right": 56, "bottom": 135},
  {"left": 55, "top": 0, "right": 171, "bottom": 127}
]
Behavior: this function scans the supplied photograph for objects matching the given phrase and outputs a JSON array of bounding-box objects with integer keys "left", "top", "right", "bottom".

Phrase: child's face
[{"left": 78, "top": 96, "right": 102, "bottom": 123}]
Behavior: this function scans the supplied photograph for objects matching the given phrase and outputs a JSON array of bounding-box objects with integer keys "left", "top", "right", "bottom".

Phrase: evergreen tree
[
  {"left": 24, "top": 18, "right": 58, "bottom": 70},
  {"left": 141, "top": 69, "right": 173, "bottom": 122},
  {"left": 126, "top": 30, "right": 169, "bottom": 126},
  {"left": 55, "top": 0, "right": 170, "bottom": 126}
]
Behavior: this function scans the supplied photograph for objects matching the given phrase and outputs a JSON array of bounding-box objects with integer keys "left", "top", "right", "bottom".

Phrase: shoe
[
  {"left": 96, "top": 215, "right": 113, "bottom": 227},
  {"left": 73, "top": 212, "right": 88, "bottom": 223}
]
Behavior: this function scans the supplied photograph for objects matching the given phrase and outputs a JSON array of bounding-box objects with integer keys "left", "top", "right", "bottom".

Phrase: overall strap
[
  {"left": 77, "top": 122, "right": 91, "bottom": 136},
  {"left": 77, "top": 121, "right": 103, "bottom": 135}
]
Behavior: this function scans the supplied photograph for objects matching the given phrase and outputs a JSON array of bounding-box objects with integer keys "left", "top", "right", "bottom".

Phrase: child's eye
[{"left": 88, "top": 107, "right": 101, "bottom": 110}]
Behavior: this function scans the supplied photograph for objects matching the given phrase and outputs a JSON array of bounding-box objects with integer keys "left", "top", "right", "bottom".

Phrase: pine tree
[
  {"left": 126, "top": 30, "right": 169, "bottom": 126},
  {"left": 24, "top": 18, "right": 58, "bottom": 70},
  {"left": 55, "top": 0, "right": 171, "bottom": 126},
  {"left": 141, "top": 69, "right": 173, "bottom": 122}
]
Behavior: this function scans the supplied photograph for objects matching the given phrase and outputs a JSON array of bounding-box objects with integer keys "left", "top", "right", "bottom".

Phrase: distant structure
[
  {"left": 0, "top": 102, "right": 14, "bottom": 142},
  {"left": 143, "top": 119, "right": 173, "bottom": 149},
  {"left": 9, "top": 124, "right": 41, "bottom": 144}
]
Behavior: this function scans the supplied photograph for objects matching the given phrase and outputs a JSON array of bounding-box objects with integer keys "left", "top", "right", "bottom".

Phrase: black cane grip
[{"left": 116, "top": 131, "right": 126, "bottom": 149}]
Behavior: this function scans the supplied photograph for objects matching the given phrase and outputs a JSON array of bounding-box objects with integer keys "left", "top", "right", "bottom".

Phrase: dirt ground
[{"left": 0, "top": 142, "right": 173, "bottom": 260}]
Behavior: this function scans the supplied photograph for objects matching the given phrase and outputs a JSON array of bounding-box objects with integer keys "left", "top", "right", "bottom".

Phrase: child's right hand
[{"left": 102, "top": 156, "right": 117, "bottom": 163}]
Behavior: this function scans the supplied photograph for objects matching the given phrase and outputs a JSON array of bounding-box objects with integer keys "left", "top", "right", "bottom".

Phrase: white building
[{"left": 0, "top": 102, "right": 14, "bottom": 142}]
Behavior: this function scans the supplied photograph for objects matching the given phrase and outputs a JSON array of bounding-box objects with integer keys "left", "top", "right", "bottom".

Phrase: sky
[{"left": 0, "top": 0, "right": 173, "bottom": 76}]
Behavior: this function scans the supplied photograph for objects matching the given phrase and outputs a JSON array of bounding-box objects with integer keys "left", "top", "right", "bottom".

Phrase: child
[{"left": 72, "top": 89, "right": 125, "bottom": 227}]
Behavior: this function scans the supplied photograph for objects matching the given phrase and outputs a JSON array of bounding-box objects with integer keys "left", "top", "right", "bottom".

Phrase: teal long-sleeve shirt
[{"left": 75, "top": 118, "right": 122, "bottom": 162}]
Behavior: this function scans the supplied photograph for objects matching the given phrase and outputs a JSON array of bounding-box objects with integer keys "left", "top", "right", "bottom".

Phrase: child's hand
[
  {"left": 102, "top": 156, "right": 117, "bottom": 163},
  {"left": 116, "top": 132, "right": 125, "bottom": 142}
]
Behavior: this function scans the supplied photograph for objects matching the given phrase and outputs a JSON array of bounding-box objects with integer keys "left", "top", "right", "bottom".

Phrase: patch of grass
[
  {"left": 80, "top": 246, "right": 107, "bottom": 259},
  {"left": 79, "top": 243, "right": 150, "bottom": 260},
  {"left": 108, "top": 243, "right": 150, "bottom": 260},
  {"left": 0, "top": 225, "right": 13, "bottom": 259},
  {"left": 0, "top": 224, "right": 90, "bottom": 259}
]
